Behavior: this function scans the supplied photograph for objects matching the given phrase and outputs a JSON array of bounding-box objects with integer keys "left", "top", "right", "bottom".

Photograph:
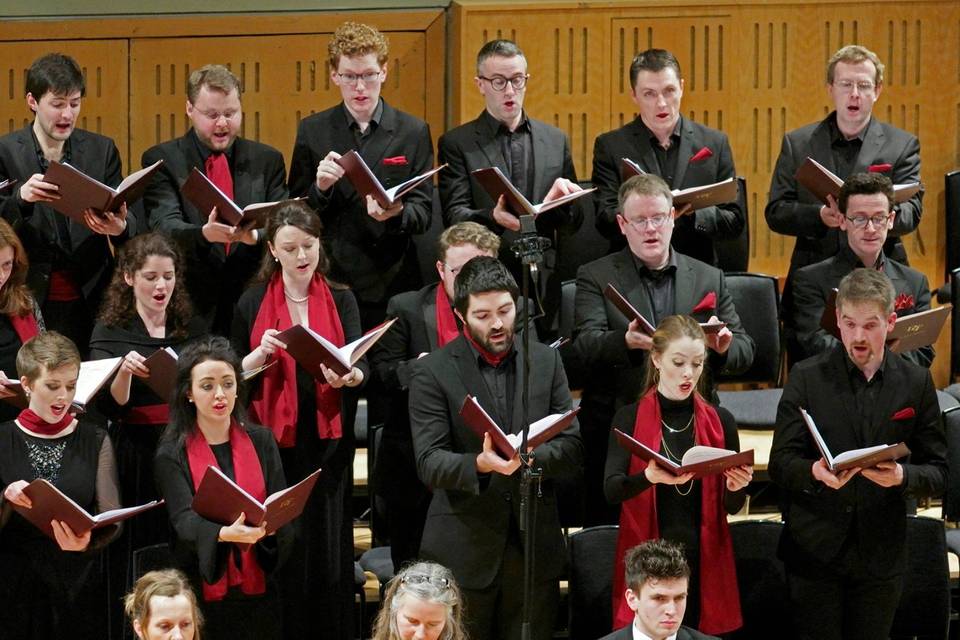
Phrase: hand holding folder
[
  {"left": 460, "top": 395, "right": 579, "bottom": 460},
  {"left": 335, "top": 149, "right": 446, "bottom": 209},
  {"left": 43, "top": 159, "right": 163, "bottom": 221},
  {"left": 795, "top": 157, "right": 921, "bottom": 205},
  {"left": 620, "top": 158, "right": 739, "bottom": 211},
  {"left": 613, "top": 428, "right": 754, "bottom": 478},
  {"left": 471, "top": 166, "right": 594, "bottom": 218}
]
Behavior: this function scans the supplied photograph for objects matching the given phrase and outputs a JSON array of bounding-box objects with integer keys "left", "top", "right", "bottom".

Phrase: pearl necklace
[{"left": 285, "top": 291, "right": 308, "bottom": 304}]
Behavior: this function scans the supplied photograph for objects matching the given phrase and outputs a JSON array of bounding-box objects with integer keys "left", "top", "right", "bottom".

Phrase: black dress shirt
[
  {"left": 344, "top": 99, "right": 384, "bottom": 150},
  {"left": 828, "top": 115, "right": 867, "bottom": 180},
  {"left": 632, "top": 250, "right": 679, "bottom": 325},
  {"left": 480, "top": 109, "right": 535, "bottom": 201}
]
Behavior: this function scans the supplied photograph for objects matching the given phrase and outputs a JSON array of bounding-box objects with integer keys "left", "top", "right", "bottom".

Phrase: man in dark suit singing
[
  {"left": 600, "top": 539, "right": 718, "bottom": 640},
  {"left": 572, "top": 173, "right": 754, "bottom": 524},
  {"left": 409, "top": 256, "right": 582, "bottom": 640},
  {"left": 370, "top": 221, "right": 500, "bottom": 572},
  {"left": 288, "top": 21, "right": 434, "bottom": 330},
  {"left": 591, "top": 48, "right": 743, "bottom": 266},
  {"left": 766, "top": 44, "right": 922, "bottom": 274},
  {"left": 142, "top": 64, "right": 287, "bottom": 334},
  {"left": 789, "top": 172, "right": 933, "bottom": 368},
  {"left": 0, "top": 53, "right": 139, "bottom": 351},
  {"left": 769, "top": 268, "right": 946, "bottom": 640},
  {"left": 438, "top": 39, "right": 583, "bottom": 335}
]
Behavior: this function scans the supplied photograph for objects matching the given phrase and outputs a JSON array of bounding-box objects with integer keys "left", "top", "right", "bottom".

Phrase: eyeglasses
[
  {"left": 845, "top": 214, "right": 892, "bottom": 229},
  {"left": 622, "top": 214, "right": 671, "bottom": 230},
  {"left": 401, "top": 574, "right": 451, "bottom": 589},
  {"left": 833, "top": 80, "right": 876, "bottom": 95},
  {"left": 477, "top": 74, "right": 529, "bottom": 92},
  {"left": 197, "top": 110, "right": 240, "bottom": 122},
  {"left": 336, "top": 70, "right": 384, "bottom": 86}
]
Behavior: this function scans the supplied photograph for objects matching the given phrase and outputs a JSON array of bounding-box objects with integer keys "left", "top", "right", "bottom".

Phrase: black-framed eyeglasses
[
  {"left": 401, "top": 574, "right": 451, "bottom": 589},
  {"left": 845, "top": 214, "right": 892, "bottom": 229},
  {"left": 336, "top": 70, "right": 384, "bottom": 86},
  {"left": 477, "top": 74, "right": 529, "bottom": 92}
]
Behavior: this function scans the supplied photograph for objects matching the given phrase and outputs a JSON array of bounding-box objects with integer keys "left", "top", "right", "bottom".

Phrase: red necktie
[{"left": 205, "top": 153, "right": 235, "bottom": 254}]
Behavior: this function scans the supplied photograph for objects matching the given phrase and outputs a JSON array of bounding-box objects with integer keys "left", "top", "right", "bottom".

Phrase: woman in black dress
[
  {"left": 232, "top": 201, "right": 365, "bottom": 640},
  {"left": 154, "top": 336, "right": 291, "bottom": 640},
  {"left": 0, "top": 217, "right": 43, "bottom": 421},
  {"left": 0, "top": 332, "right": 120, "bottom": 639},
  {"left": 90, "top": 232, "right": 203, "bottom": 550},
  {"left": 604, "top": 315, "right": 752, "bottom": 636}
]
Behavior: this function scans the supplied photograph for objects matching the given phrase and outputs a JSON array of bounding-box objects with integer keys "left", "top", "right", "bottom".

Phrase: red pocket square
[
  {"left": 869, "top": 163, "right": 892, "bottom": 173},
  {"left": 891, "top": 407, "right": 915, "bottom": 421},
  {"left": 690, "top": 147, "right": 713, "bottom": 163},
  {"left": 691, "top": 292, "right": 717, "bottom": 314},
  {"left": 383, "top": 156, "right": 408, "bottom": 166},
  {"left": 894, "top": 293, "right": 914, "bottom": 311}
]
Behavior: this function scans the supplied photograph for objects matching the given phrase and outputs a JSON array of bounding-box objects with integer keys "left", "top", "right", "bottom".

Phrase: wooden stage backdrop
[{"left": 1, "top": 0, "right": 959, "bottom": 383}]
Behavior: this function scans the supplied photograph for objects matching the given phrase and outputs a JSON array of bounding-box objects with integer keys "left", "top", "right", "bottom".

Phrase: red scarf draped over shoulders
[
  {"left": 249, "top": 272, "right": 345, "bottom": 447},
  {"left": 612, "top": 389, "right": 742, "bottom": 635},
  {"left": 9, "top": 311, "right": 39, "bottom": 346},
  {"left": 434, "top": 284, "right": 460, "bottom": 347},
  {"left": 185, "top": 419, "right": 266, "bottom": 602}
]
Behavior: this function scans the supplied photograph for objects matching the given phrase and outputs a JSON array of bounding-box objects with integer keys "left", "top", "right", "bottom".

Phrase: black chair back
[
  {"left": 715, "top": 176, "right": 750, "bottom": 273},
  {"left": 568, "top": 525, "right": 619, "bottom": 639},
  {"left": 941, "top": 407, "right": 960, "bottom": 521},
  {"left": 945, "top": 171, "right": 960, "bottom": 281},
  {"left": 718, "top": 272, "right": 781, "bottom": 385},
  {"left": 729, "top": 520, "right": 791, "bottom": 639},
  {"left": 890, "top": 515, "right": 950, "bottom": 639}
]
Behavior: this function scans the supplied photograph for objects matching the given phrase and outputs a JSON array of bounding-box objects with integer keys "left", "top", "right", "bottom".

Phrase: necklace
[
  {"left": 660, "top": 433, "right": 694, "bottom": 496},
  {"left": 284, "top": 291, "right": 308, "bottom": 304},
  {"left": 661, "top": 414, "right": 693, "bottom": 434}
]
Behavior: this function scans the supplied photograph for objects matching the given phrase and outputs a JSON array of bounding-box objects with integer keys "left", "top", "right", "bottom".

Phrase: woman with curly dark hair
[
  {"left": 231, "top": 200, "right": 366, "bottom": 640},
  {"left": 0, "top": 217, "right": 44, "bottom": 421},
  {"left": 89, "top": 232, "right": 205, "bottom": 551},
  {"left": 154, "top": 336, "right": 291, "bottom": 640}
]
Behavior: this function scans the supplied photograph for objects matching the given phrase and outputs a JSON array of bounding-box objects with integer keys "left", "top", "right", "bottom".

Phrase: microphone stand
[{"left": 512, "top": 214, "right": 550, "bottom": 640}]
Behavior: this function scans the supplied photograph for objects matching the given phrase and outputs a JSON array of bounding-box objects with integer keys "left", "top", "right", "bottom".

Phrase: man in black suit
[
  {"left": 438, "top": 39, "right": 583, "bottom": 335},
  {"left": 572, "top": 173, "right": 754, "bottom": 524},
  {"left": 766, "top": 44, "right": 922, "bottom": 275},
  {"left": 142, "top": 64, "right": 287, "bottom": 334},
  {"left": 409, "top": 256, "right": 582, "bottom": 640},
  {"left": 288, "top": 21, "right": 433, "bottom": 330},
  {"left": 370, "top": 221, "right": 500, "bottom": 572},
  {"left": 769, "top": 268, "right": 946, "bottom": 640},
  {"left": 592, "top": 48, "right": 743, "bottom": 265},
  {"left": 600, "top": 539, "right": 718, "bottom": 640},
  {"left": 789, "top": 173, "right": 933, "bottom": 367},
  {"left": 0, "top": 53, "right": 138, "bottom": 351}
]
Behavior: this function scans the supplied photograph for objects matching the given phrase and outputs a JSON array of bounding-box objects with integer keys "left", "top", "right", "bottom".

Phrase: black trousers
[
  {"left": 786, "top": 543, "right": 902, "bottom": 640},
  {"left": 460, "top": 526, "right": 559, "bottom": 640}
]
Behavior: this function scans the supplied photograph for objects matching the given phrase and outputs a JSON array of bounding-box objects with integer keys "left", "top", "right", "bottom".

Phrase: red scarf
[
  {"left": 9, "top": 312, "right": 39, "bottom": 345},
  {"left": 434, "top": 284, "right": 460, "bottom": 347},
  {"left": 206, "top": 152, "right": 234, "bottom": 254},
  {"left": 16, "top": 408, "right": 74, "bottom": 437},
  {"left": 249, "top": 272, "right": 345, "bottom": 447},
  {"left": 612, "top": 389, "right": 742, "bottom": 635},
  {"left": 185, "top": 420, "right": 266, "bottom": 601}
]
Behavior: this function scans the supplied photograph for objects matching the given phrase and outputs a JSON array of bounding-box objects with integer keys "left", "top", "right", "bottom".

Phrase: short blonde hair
[
  {"left": 125, "top": 569, "right": 202, "bottom": 639},
  {"left": 16, "top": 332, "right": 80, "bottom": 383},
  {"left": 827, "top": 45, "right": 884, "bottom": 85},
  {"left": 437, "top": 222, "right": 501, "bottom": 262},
  {"left": 187, "top": 64, "right": 241, "bottom": 104},
  {"left": 328, "top": 22, "right": 389, "bottom": 69}
]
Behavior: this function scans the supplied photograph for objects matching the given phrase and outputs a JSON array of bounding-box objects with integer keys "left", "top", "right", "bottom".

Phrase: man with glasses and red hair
[
  {"left": 289, "top": 21, "right": 434, "bottom": 331},
  {"left": 438, "top": 38, "right": 583, "bottom": 336},
  {"left": 788, "top": 172, "right": 933, "bottom": 367},
  {"left": 572, "top": 173, "right": 753, "bottom": 525}
]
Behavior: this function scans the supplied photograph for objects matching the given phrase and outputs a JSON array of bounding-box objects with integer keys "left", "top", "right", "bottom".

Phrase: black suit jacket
[
  {"left": 288, "top": 100, "right": 433, "bottom": 305},
  {"left": 769, "top": 346, "right": 946, "bottom": 577},
  {"left": 591, "top": 116, "right": 743, "bottom": 265},
  {"left": 598, "top": 624, "right": 718, "bottom": 640},
  {"left": 765, "top": 113, "right": 922, "bottom": 272},
  {"left": 142, "top": 132, "right": 287, "bottom": 321},
  {"left": 0, "top": 125, "right": 139, "bottom": 306},
  {"left": 409, "top": 335, "right": 583, "bottom": 589},
  {"left": 437, "top": 110, "right": 581, "bottom": 276},
  {"left": 790, "top": 248, "right": 933, "bottom": 367},
  {"left": 572, "top": 248, "right": 754, "bottom": 417}
]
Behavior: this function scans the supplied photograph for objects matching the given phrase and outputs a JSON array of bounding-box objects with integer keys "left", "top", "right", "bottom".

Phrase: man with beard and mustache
[
  {"left": 408, "top": 255, "right": 582, "bottom": 640},
  {"left": 788, "top": 172, "right": 933, "bottom": 367},
  {"left": 769, "top": 267, "right": 946, "bottom": 640}
]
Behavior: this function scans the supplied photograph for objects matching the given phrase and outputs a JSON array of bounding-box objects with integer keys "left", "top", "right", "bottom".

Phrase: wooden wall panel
[
  {"left": 129, "top": 32, "right": 429, "bottom": 169},
  {"left": 0, "top": 40, "right": 128, "bottom": 161}
]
